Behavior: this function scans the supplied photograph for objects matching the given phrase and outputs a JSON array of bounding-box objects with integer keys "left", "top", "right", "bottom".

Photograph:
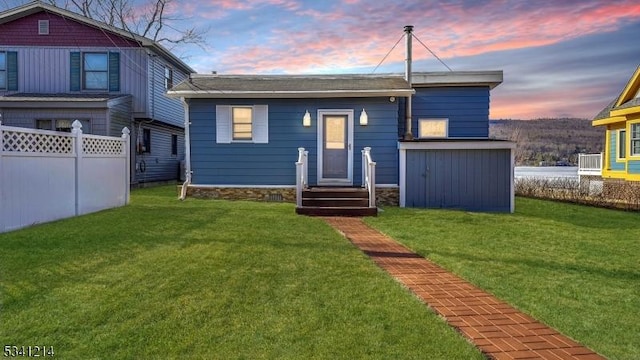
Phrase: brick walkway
[{"left": 323, "top": 217, "right": 606, "bottom": 360}]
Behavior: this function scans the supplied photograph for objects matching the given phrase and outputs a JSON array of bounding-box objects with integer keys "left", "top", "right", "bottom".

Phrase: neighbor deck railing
[
  {"left": 295, "top": 147, "right": 308, "bottom": 207},
  {"left": 361, "top": 147, "right": 376, "bottom": 208},
  {"left": 578, "top": 153, "right": 603, "bottom": 177}
]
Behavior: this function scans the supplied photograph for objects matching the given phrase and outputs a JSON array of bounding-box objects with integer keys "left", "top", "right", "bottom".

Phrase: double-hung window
[
  {"left": 631, "top": 123, "right": 640, "bottom": 156},
  {"left": 232, "top": 107, "right": 253, "bottom": 140},
  {"left": 83, "top": 53, "right": 109, "bottom": 90},
  {"left": 164, "top": 67, "right": 173, "bottom": 89},
  {"left": 71, "top": 52, "right": 119, "bottom": 91},
  {"left": 0, "top": 52, "right": 6, "bottom": 90},
  {"left": 618, "top": 129, "right": 626, "bottom": 159}
]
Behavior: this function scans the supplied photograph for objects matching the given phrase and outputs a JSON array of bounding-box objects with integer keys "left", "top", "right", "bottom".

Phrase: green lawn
[
  {"left": 366, "top": 198, "right": 640, "bottom": 360},
  {"left": 0, "top": 186, "right": 481, "bottom": 359}
]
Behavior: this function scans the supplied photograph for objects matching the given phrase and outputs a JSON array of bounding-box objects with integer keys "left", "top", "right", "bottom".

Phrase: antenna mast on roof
[{"left": 404, "top": 25, "right": 414, "bottom": 140}]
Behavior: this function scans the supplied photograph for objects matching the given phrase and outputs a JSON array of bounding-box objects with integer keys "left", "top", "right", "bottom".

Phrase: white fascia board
[
  {"left": 411, "top": 71, "right": 503, "bottom": 89},
  {"left": 398, "top": 140, "right": 516, "bottom": 150},
  {"left": 166, "top": 89, "right": 415, "bottom": 99}
]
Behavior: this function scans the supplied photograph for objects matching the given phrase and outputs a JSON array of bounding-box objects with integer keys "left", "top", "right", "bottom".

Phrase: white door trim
[{"left": 317, "top": 109, "right": 354, "bottom": 185}]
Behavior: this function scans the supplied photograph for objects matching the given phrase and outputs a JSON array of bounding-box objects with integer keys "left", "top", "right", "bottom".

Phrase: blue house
[{"left": 168, "top": 70, "right": 514, "bottom": 214}]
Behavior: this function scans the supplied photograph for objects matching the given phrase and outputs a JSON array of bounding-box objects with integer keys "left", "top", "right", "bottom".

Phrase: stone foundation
[
  {"left": 376, "top": 187, "right": 399, "bottom": 206},
  {"left": 186, "top": 186, "right": 297, "bottom": 202},
  {"left": 182, "top": 185, "right": 400, "bottom": 206}
]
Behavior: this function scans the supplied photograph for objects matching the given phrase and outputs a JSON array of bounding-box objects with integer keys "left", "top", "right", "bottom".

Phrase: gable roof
[
  {"left": 167, "top": 74, "right": 415, "bottom": 98},
  {"left": 614, "top": 65, "right": 640, "bottom": 107},
  {"left": 0, "top": 1, "right": 194, "bottom": 74},
  {"left": 593, "top": 65, "right": 640, "bottom": 125}
]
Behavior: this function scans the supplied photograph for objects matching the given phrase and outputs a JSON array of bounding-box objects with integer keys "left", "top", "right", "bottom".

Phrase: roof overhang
[
  {"left": 610, "top": 105, "right": 640, "bottom": 117},
  {"left": 398, "top": 139, "right": 516, "bottom": 150},
  {"left": 167, "top": 89, "right": 415, "bottom": 99},
  {"left": 592, "top": 116, "right": 627, "bottom": 126},
  {"left": 0, "top": 94, "right": 130, "bottom": 109},
  {"left": 411, "top": 71, "right": 503, "bottom": 89}
]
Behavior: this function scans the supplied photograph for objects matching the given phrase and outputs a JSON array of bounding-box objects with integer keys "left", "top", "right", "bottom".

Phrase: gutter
[{"left": 179, "top": 97, "right": 192, "bottom": 200}]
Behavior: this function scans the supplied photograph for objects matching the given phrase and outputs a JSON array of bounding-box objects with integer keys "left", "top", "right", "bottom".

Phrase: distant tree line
[{"left": 490, "top": 118, "right": 605, "bottom": 166}]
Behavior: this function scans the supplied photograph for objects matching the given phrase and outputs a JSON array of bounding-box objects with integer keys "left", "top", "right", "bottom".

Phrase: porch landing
[{"left": 296, "top": 187, "right": 377, "bottom": 217}]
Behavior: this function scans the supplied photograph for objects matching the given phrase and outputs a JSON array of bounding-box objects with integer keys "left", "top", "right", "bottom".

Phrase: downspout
[
  {"left": 404, "top": 25, "right": 414, "bottom": 140},
  {"left": 179, "top": 97, "right": 192, "bottom": 200}
]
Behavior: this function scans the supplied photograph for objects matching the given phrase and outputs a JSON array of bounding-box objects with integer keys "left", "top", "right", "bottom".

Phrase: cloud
[
  {"left": 174, "top": 0, "right": 640, "bottom": 119},
  {"left": 188, "top": 0, "right": 640, "bottom": 76}
]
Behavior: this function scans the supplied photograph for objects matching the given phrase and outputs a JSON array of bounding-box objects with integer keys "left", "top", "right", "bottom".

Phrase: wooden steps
[{"left": 296, "top": 187, "right": 377, "bottom": 217}]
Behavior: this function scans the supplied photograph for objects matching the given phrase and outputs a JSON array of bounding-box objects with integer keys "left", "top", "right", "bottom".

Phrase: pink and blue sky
[{"left": 3, "top": 0, "right": 640, "bottom": 119}]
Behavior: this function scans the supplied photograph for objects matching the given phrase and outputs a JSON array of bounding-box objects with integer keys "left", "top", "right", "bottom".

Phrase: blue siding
[
  {"left": 609, "top": 131, "right": 625, "bottom": 171},
  {"left": 628, "top": 160, "right": 640, "bottom": 174},
  {"left": 406, "top": 148, "right": 511, "bottom": 212},
  {"left": 189, "top": 98, "right": 398, "bottom": 186},
  {"left": 400, "top": 87, "right": 490, "bottom": 138}
]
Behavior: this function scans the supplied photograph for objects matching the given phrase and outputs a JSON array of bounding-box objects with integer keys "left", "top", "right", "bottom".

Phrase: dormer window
[{"left": 38, "top": 20, "right": 49, "bottom": 35}]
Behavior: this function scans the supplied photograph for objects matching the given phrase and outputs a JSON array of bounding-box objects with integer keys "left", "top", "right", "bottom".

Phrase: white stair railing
[
  {"left": 295, "top": 147, "right": 308, "bottom": 207},
  {"left": 361, "top": 147, "right": 376, "bottom": 208}
]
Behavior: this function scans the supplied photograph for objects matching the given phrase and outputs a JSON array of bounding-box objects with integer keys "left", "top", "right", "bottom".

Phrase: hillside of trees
[{"left": 489, "top": 118, "right": 605, "bottom": 166}]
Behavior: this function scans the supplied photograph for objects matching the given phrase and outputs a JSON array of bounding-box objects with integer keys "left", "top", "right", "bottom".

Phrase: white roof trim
[
  {"left": 398, "top": 140, "right": 516, "bottom": 150},
  {"left": 167, "top": 89, "right": 415, "bottom": 99}
]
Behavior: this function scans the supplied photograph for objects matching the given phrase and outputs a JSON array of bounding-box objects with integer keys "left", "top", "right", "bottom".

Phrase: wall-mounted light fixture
[
  {"left": 359, "top": 108, "right": 368, "bottom": 126},
  {"left": 303, "top": 110, "right": 311, "bottom": 127}
]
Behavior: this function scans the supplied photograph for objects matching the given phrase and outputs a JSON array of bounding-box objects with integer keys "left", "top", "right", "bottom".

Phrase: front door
[{"left": 318, "top": 110, "right": 353, "bottom": 185}]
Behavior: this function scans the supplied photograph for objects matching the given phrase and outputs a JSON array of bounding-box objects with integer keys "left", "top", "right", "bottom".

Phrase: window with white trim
[
  {"left": 418, "top": 118, "right": 448, "bottom": 138},
  {"left": 631, "top": 123, "right": 640, "bottom": 156},
  {"left": 215, "top": 105, "right": 269, "bottom": 144},
  {"left": 0, "top": 52, "right": 6, "bottom": 90},
  {"left": 83, "top": 53, "right": 108, "bottom": 90},
  {"left": 618, "top": 129, "right": 626, "bottom": 159}
]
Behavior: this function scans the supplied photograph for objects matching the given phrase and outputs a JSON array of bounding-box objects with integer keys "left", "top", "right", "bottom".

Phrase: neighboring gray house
[{"left": 0, "top": 2, "right": 194, "bottom": 184}]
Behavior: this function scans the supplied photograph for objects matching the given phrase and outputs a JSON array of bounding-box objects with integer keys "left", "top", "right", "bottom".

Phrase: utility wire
[
  {"left": 413, "top": 34, "right": 453, "bottom": 72},
  {"left": 370, "top": 33, "right": 404, "bottom": 74}
]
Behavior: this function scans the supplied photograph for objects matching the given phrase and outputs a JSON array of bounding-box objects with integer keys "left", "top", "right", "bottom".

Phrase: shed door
[
  {"left": 406, "top": 149, "right": 512, "bottom": 212},
  {"left": 318, "top": 110, "right": 353, "bottom": 185}
]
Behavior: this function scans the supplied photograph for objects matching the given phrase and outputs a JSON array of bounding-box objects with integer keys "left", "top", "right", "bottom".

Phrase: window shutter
[
  {"left": 215, "top": 105, "right": 231, "bottom": 144},
  {"left": 108, "top": 52, "right": 120, "bottom": 92},
  {"left": 7, "top": 51, "right": 18, "bottom": 91},
  {"left": 70, "top": 52, "right": 81, "bottom": 91},
  {"left": 253, "top": 105, "right": 269, "bottom": 143}
]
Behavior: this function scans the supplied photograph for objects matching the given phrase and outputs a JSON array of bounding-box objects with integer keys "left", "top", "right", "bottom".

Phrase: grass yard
[
  {"left": 0, "top": 186, "right": 482, "bottom": 359},
  {"left": 366, "top": 198, "right": 640, "bottom": 360}
]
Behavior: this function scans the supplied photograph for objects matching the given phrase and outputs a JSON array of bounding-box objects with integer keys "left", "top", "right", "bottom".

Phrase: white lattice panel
[
  {"left": 83, "top": 137, "right": 124, "bottom": 155},
  {"left": 2, "top": 130, "right": 73, "bottom": 154}
]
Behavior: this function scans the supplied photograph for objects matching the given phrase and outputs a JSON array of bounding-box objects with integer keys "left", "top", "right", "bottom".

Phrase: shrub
[{"left": 515, "top": 177, "right": 640, "bottom": 210}]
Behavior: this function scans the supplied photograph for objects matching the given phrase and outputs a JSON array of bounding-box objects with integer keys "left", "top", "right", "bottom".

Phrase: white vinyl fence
[{"left": 1, "top": 120, "right": 130, "bottom": 233}]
